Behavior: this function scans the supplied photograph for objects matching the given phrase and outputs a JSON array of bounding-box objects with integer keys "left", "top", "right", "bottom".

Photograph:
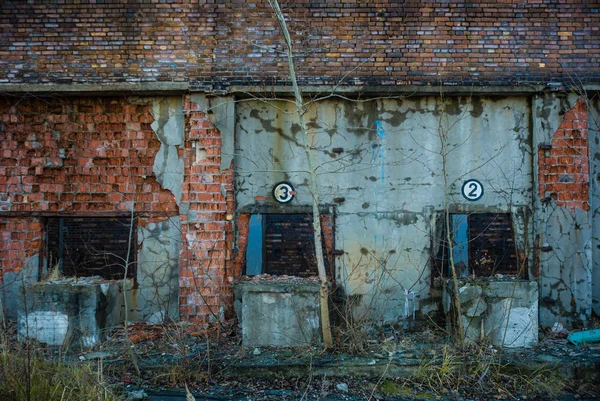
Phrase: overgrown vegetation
[
  {"left": 0, "top": 347, "right": 121, "bottom": 401},
  {"left": 411, "top": 344, "right": 566, "bottom": 399}
]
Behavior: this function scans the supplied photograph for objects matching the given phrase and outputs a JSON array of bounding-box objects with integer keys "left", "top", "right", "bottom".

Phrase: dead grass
[
  {"left": 411, "top": 344, "right": 567, "bottom": 399},
  {"left": 0, "top": 345, "right": 122, "bottom": 401}
]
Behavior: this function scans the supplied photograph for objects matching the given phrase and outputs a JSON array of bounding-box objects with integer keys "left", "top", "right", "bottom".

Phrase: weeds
[
  {"left": 0, "top": 347, "right": 122, "bottom": 401},
  {"left": 411, "top": 344, "right": 567, "bottom": 398}
]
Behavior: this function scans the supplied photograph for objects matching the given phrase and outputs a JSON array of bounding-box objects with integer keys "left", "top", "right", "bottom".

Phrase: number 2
[{"left": 468, "top": 183, "right": 479, "bottom": 197}]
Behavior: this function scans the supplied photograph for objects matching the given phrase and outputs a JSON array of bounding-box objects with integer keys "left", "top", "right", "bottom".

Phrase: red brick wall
[
  {"left": 178, "top": 98, "right": 235, "bottom": 322},
  {"left": 0, "top": 219, "right": 42, "bottom": 282},
  {"left": 0, "top": 95, "right": 239, "bottom": 323},
  {"left": 0, "top": 97, "right": 181, "bottom": 280},
  {"left": 0, "top": 97, "right": 177, "bottom": 215},
  {"left": 232, "top": 214, "right": 251, "bottom": 279},
  {"left": 1, "top": 1, "right": 598, "bottom": 88},
  {"left": 538, "top": 98, "right": 589, "bottom": 211}
]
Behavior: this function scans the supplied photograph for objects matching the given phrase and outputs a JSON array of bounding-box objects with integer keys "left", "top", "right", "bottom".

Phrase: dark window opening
[
  {"left": 435, "top": 213, "right": 521, "bottom": 278},
  {"left": 46, "top": 217, "right": 136, "bottom": 280},
  {"left": 245, "top": 213, "right": 330, "bottom": 278}
]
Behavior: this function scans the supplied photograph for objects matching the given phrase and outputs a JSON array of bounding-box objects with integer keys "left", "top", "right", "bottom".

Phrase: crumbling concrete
[
  {"left": 133, "top": 218, "right": 181, "bottom": 323},
  {"left": 235, "top": 281, "right": 321, "bottom": 347},
  {"left": 18, "top": 279, "right": 124, "bottom": 347},
  {"left": 190, "top": 94, "right": 235, "bottom": 171},
  {"left": 443, "top": 280, "right": 538, "bottom": 347},
  {"left": 151, "top": 97, "right": 185, "bottom": 207},
  {"left": 589, "top": 98, "right": 600, "bottom": 318},
  {"left": 2, "top": 254, "right": 39, "bottom": 320},
  {"left": 533, "top": 93, "right": 593, "bottom": 328}
]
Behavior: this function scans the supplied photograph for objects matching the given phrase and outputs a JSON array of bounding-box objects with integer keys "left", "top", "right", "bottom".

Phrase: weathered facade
[{"left": 1, "top": 1, "right": 599, "bottom": 345}]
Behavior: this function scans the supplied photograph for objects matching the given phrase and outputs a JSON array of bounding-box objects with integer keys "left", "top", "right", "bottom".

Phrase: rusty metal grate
[
  {"left": 46, "top": 217, "right": 136, "bottom": 280},
  {"left": 264, "top": 214, "right": 320, "bottom": 277},
  {"left": 435, "top": 213, "right": 520, "bottom": 278}
]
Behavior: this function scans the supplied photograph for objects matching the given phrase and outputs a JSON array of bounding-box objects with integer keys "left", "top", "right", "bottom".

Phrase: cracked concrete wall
[
  {"left": 2, "top": 254, "right": 39, "bottom": 319},
  {"left": 534, "top": 93, "right": 593, "bottom": 327},
  {"left": 18, "top": 281, "right": 124, "bottom": 347},
  {"left": 235, "top": 96, "right": 533, "bottom": 323},
  {"left": 236, "top": 281, "right": 321, "bottom": 347},
  {"left": 131, "top": 217, "right": 181, "bottom": 323}
]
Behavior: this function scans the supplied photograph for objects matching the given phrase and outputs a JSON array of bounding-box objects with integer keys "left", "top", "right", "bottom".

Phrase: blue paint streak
[
  {"left": 375, "top": 120, "right": 386, "bottom": 139},
  {"left": 246, "top": 215, "right": 264, "bottom": 275},
  {"left": 451, "top": 214, "right": 469, "bottom": 277},
  {"left": 375, "top": 120, "right": 386, "bottom": 183}
]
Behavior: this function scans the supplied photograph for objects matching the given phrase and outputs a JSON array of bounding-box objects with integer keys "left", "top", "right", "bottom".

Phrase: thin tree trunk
[
  {"left": 269, "top": 0, "right": 333, "bottom": 348},
  {"left": 438, "top": 91, "right": 465, "bottom": 345}
]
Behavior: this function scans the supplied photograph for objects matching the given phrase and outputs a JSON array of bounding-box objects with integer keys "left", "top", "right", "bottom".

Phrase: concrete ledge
[
  {"left": 2, "top": 83, "right": 599, "bottom": 97},
  {"left": 0, "top": 82, "right": 189, "bottom": 96}
]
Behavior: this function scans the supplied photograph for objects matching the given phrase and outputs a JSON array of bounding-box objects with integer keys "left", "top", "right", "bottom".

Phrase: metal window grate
[
  {"left": 263, "top": 214, "right": 327, "bottom": 277},
  {"left": 435, "top": 213, "right": 520, "bottom": 278},
  {"left": 46, "top": 217, "right": 136, "bottom": 280},
  {"left": 467, "top": 213, "right": 517, "bottom": 276}
]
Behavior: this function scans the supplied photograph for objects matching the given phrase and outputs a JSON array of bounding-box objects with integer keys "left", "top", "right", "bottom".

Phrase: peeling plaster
[
  {"left": 236, "top": 96, "right": 533, "bottom": 323},
  {"left": 190, "top": 94, "right": 235, "bottom": 171},
  {"left": 1, "top": 254, "right": 39, "bottom": 319},
  {"left": 534, "top": 93, "right": 593, "bottom": 327},
  {"left": 134, "top": 217, "right": 181, "bottom": 322},
  {"left": 151, "top": 97, "right": 184, "bottom": 206}
]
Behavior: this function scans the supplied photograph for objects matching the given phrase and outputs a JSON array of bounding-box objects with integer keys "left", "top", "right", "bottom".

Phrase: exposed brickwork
[
  {"left": 538, "top": 98, "right": 589, "bottom": 211},
  {"left": 0, "top": 97, "right": 182, "bottom": 282},
  {"left": 320, "top": 214, "right": 335, "bottom": 276},
  {"left": 178, "top": 98, "right": 235, "bottom": 322},
  {"left": 232, "top": 214, "right": 251, "bottom": 279},
  {"left": 0, "top": 97, "right": 177, "bottom": 214},
  {"left": 0, "top": 95, "right": 238, "bottom": 323},
  {"left": 0, "top": 219, "right": 42, "bottom": 281},
  {"left": 1, "top": 1, "right": 599, "bottom": 88}
]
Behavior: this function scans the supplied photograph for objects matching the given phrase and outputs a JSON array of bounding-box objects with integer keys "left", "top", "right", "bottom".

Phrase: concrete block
[
  {"left": 236, "top": 281, "right": 321, "bottom": 347},
  {"left": 444, "top": 280, "right": 538, "bottom": 347},
  {"left": 18, "top": 280, "right": 124, "bottom": 347},
  {"left": 18, "top": 311, "right": 69, "bottom": 346}
]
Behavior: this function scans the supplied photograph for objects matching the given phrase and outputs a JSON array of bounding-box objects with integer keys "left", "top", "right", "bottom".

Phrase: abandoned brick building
[{"left": 1, "top": 1, "right": 599, "bottom": 347}]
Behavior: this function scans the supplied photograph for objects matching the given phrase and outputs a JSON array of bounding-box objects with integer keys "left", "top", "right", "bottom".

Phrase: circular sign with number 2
[
  {"left": 272, "top": 181, "right": 295, "bottom": 204},
  {"left": 461, "top": 179, "right": 484, "bottom": 201}
]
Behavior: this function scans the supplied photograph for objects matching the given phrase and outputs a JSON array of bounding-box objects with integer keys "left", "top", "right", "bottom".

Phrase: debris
[
  {"left": 568, "top": 328, "right": 600, "bottom": 345},
  {"left": 552, "top": 322, "right": 567, "bottom": 334},
  {"left": 126, "top": 389, "right": 147, "bottom": 400},
  {"left": 81, "top": 351, "right": 113, "bottom": 360},
  {"left": 238, "top": 274, "right": 320, "bottom": 284},
  {"left": 253, "top": 347, "right": 262, "bottom": 355},
  {"left": 336, "top": 383, "right": 349, "bottom": 393}
]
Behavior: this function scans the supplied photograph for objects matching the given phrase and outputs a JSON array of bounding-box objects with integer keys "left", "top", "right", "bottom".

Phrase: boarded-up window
[
  {"left": 245, "top": 213, "right": 329, "bottom": 277},
  {"left": 46, "top": 217, "right": 136, "bottom": 280},
  {"left": 436, "top": 213, "right": 519, "bottom": 278}
]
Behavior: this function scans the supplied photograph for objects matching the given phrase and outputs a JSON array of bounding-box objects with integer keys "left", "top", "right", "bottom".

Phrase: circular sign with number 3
[
  {"left": 461, "top": 179, "right": 484, "bottom": 201},
  {"left": 272, "top": 181, "right": 295, "bottom": 204}
]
